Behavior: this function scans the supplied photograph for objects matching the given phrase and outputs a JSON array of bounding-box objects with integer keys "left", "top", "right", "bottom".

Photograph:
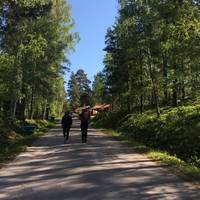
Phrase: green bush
[{"left": 92, "top": 109, "right": 129, "bottom": 129}]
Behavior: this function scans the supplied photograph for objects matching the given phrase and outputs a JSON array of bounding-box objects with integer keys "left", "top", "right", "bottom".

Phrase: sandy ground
[{"left": 0, "top": 119, "right": 200, "bottom": 200}]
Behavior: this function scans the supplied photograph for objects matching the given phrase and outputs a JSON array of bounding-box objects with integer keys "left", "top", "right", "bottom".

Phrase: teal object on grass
[{"left": 23, "top": 126, "right": 37, "bottom": 134}]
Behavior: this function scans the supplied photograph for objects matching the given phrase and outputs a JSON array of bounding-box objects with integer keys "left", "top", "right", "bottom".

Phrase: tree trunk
[
  {"left": 45, "top": 106, "right": 49, "bottom": 120},
  {"left": 19, "top": 98, "right": 26, "bottom": 121},
  {"left": 127, "top": 96, "right": 131, "bottom": 113},
  {"left": 162, "top": 54, "right": 168, "bottom": 105},
  {"left": 147, "top": 49, "right": 160, "bottom": 117},
  {"left": 182, "top": 86, "right": 185, "bottom": 100},
  {"left": 10, "top": 99, "right": 16, "bottom": 120},
  {"left": 172, "top": 79, "right": 178, "bottom": 107},
  {"left": 42, "top": 101, "right": 47, "bottom": 120},
  {"left": 29, "top": 87, "right": 34, "bottom": 119},
  {"left": 172, "top": 61, "right": 179, "bottom": 107},
  {"left": 0, "top": 101, "right": 3, "bottom": 112},
  {"left": 12, "top": 101, "right": 17, "bottom": 119},
  {"left": 180, "top": 60, "right": 185, "bottom": 101},
  {"left": 140, "top": 95, "right": 144, "bottom": 113},
  {"left": 153, "top": 86, "right": 160, "bottom": 117}
]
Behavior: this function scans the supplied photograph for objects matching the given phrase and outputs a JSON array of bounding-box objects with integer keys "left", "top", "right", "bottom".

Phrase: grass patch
[
  {"left": 101, "top": 129, "right": 200, "bottom": 184},
  {"left": 0, "top": 120, "right": 55, "bottom": 165}
]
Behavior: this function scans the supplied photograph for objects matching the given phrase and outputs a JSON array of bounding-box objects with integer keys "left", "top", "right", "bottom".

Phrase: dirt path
[{"left": 0, "top": 119, "right": 200, "bottom": 200}]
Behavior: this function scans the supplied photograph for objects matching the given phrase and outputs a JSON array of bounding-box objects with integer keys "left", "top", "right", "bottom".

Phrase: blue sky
[{"left": 67, "top": 0, "right": 118, "bottom": 82}]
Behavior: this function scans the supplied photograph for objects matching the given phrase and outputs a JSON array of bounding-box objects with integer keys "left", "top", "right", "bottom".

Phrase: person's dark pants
[
  {"left": 81, "top": 121, "right": 88, "bottom": 143},
  {"left": 63, "top": 126, "right": 70, "bottom": 140}
]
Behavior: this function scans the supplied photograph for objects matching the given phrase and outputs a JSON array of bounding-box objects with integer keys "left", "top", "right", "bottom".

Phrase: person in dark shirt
[
  {"left": 61, "top": 111, "right": 72, "bottom": 141},
  {"left": 79, "top": 108, "right": 90, "bottom": 143}
]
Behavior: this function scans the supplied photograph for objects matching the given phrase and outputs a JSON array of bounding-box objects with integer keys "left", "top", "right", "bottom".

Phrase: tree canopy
[
  {"left": 97, "top": 0, "right": 200, "bottom": 116},
  {"left": 0, "top": 0, "right": 77, "bottom": 121},
  {"left": 68, "top": 69, "right": 91, "bottom": 108}
]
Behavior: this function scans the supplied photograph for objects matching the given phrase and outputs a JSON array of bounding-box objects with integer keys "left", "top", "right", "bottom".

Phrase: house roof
[
  {"left": 92, "top": 104, "right": 112, "bottom": 110},
  {"left": 92, "top": 104, "right": 104, "bottom": 109},
  {"left": 101, "top": 104, "right": 112, "bottom": 109}
]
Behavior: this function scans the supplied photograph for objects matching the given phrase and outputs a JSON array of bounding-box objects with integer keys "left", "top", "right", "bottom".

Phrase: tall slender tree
[
  {"left": 68, "top": 72, "right": 80, "bottom": 109},
  {"left": 75, "top": 69, "right": 91, "bottom": 106}
]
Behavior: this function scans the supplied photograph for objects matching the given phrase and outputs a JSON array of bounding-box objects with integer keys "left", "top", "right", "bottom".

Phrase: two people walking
[{"left": 61, "top": 108, "right": 90, "bottom": 143}]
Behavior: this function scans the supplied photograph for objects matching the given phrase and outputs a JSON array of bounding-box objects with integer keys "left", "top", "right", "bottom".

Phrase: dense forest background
[
  {"left": 94, "top": 0, "right": 200, "bottom": 114},
  {"left": 0, "top": 0, "right": 78, "bottom": 156}
]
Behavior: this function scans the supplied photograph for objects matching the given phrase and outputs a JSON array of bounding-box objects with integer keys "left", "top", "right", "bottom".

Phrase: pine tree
[
  {"left": 75, "top": 69, "right": 91, "bottom": 106},
  {"left": 68, "top": 72, "right": 80, "bottom": 109},
  {"left": 92, "top": 72, "right": 106, "bottom": 105}
]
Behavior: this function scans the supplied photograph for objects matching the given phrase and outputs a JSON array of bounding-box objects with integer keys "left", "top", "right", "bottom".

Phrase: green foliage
[
  {"left": 92, "top": 72, "right": 107, "bottom": 105},
  {"left": 0, "top": 0, "right": 77, "bottom": 162},
  {"left": 0, "top": 0, "right": 77, "bottom": 120},
  {"left": 100, "top": 0, "right": 200, "bottom": 114},
  {"left": 68, "top": 69, "right": 91, "bottom": 108},
  {"left": 68, "top": 72, "right": 80, "bottom": 109},
  {"left": 92, "top": 109, "right": 129, "bottom": 129}
]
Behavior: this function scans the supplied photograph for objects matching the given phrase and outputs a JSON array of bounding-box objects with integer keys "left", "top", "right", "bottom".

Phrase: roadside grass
[
  {"left": 101, "top": 129, "right": 200, "bottom": 184},
  {"left": 0, "top": 120, "right": 55, "bottom": 165}
]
